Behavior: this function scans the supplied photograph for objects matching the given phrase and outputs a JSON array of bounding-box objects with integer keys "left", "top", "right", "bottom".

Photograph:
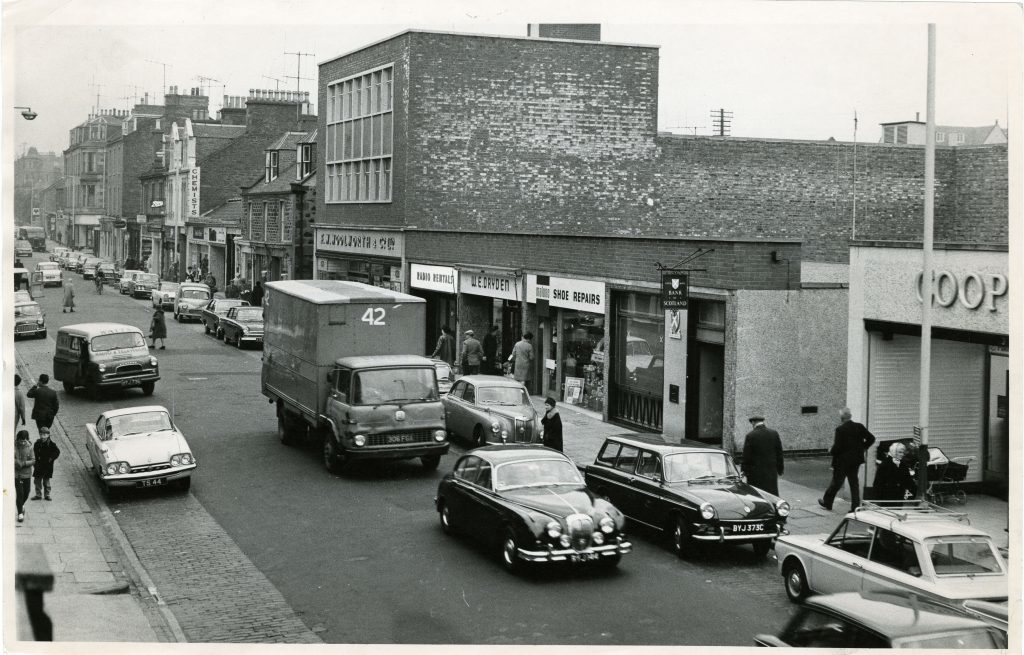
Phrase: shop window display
[{"left": 555, "top": 310, "right": 605, "bottom": 412}]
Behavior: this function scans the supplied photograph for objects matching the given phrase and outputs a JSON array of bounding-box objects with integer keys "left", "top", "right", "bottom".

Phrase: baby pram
[{"left": 923, "top": 446, "right": 974, "bottom": 505}]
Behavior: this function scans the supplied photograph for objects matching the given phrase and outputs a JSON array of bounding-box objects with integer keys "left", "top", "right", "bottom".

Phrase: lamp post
[{"left": 14, "top": 106, "right": 37, "bottom": 121}]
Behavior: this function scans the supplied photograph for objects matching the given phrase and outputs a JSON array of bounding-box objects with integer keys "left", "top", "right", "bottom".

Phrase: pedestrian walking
[
  {"left": 460, "top": 330, "right": 484, "bottom": 375},
  {"left": 62, "top": 279, "right": 76, "bottom": 312},
  {"left": 94, "top": 269, "right": 105, "bottom": 294},
  {"left": 482, "top": 325, "right": 500, "bottom": 375},
  {"left": 741, "top": 412, "right": 784, "bottom": 496},
  {"left": 205, "top": 273, "right": 217, "bottom": 293},
  {"left": 15, "top": 430, "right": 35, "bottom": 522},
  {"left": 32, "top": 427, "right": 60, "bottom": 501},
  {"left": 430, "top": 325, "right": 456, "bottom": 367},
  {"left": 26, "top": 374, "right": 59, "bottom": 433},
  {"left": 541, "top": 397, "right": 563, "bottom": 452},
  {"left": 14, "top": 374, "right": 27, "bottom": 434},
  {"left": 150, "top": 308, "right": 167, "bottom": 350},
  {"left": 508, "top": 332, "right": 535, "bottom": 393},
  {"left": 225, "top": 278, "right": 241, "bottom": 299},
  {"left": 873, "top": 442, "right": 917, "bottom": 502},
  {"left": 251, "top": 280, "right": 264, "bottom": 307},
  {"left": 818, "top": 407, "right": 876, "bottom": 511}
]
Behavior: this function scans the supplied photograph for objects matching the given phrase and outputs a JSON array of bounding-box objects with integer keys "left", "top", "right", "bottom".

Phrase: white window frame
[
  {"left": 265, "top": 151, "right": 279, "bottom": 183},
  {"left": 326, "top": 63, "right": 393, "bottom": 204}
]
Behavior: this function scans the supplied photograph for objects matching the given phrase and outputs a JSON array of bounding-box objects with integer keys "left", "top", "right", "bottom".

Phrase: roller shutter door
[{"left": 867, "top": 333, "right": 984, "bottom": 482}]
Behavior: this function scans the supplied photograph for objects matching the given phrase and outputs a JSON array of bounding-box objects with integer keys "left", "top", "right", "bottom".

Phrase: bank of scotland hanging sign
[{"left": 662, "top": 271, "right": 689, "bottom": 310}]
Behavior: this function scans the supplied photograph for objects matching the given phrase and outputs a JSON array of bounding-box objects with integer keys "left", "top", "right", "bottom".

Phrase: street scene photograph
[{"left": 3, "top": 0, "right": 1021, "bottom": 651}]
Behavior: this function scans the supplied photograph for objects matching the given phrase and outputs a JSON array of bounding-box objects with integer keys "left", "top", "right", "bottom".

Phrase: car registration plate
[
  {"left": 139, "top": 477, "right": 166, "bottom": 488},
  {"left": 121, "top": 378, "right": 140, "bottom": 387},
  {"left": 732, "top": 522, "right": 766, "bottom": 533},
  {"left": 386, "top": 434, "right": 414, "bottom": 444},
  {"left": 570, "top": 552, "right": 599, "bottom": 563}
]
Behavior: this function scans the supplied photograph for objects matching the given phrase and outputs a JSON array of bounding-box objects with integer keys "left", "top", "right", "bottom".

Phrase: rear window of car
[
  {"left": 181, "top": 289, "right": 210, "bottom": 299},
  {"left": 136, "top": 274, "right": 158, "bottom": 284},
  {"left": 899, "top": 629, "right": 1004, "bottom": 649},
  {"left": 926, "top": 537, "right": 1004, "bottom": 576},
  {"left": 596, "top": 442, "right": 621, "bottom": 467},
  {"left": 781, "top": 607, "right": 889, "bottom": 648},
  {"left": 826, "top": 518, "right": 875, "bottom": 558},
  {"left": 37, "top": 263, "right": 58, "bottom": 270}
]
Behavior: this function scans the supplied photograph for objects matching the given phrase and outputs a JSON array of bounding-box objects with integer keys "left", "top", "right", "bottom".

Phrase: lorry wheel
[
  {"left": 277, "top": 413, "right": 299, "bottom": 446},
  {"left": 323, "top": 435, "right": 346, "bottom": 474},
  {"left": 421, "top": 455, "right": 441, "bottom": 471},
  {"left": 63, "top": 381, "right": 75, "bottom": 394},
  {"left": 141, "top": 381, "right": 155, "bottom": 396}
]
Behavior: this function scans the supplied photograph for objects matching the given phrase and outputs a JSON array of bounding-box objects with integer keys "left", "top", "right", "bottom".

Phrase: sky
[{"left": 2, "top": 0, "right": 1022, "bottom": 156}]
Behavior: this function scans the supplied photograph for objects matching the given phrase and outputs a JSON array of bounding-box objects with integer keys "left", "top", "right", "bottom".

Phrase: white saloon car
[
  {"left": 775, "top": 501, "right": 1007, "bottom": 613},
  {"left": 35, "top": 261, "right": 62, "bottom": 286},
  {"left": 85, "top": 406, "right": 197, "bottom": 495}
]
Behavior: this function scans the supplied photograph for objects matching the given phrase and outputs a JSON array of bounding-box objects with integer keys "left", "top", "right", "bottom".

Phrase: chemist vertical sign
[{"left": 188, "top": 167, "right": 201, "bottom": 218}]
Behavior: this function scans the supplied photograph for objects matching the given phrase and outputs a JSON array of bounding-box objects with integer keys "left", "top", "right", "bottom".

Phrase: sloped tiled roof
[
  {"left": 267, "top": 131, "right": 306, "bottom": 151},
  {"left": 936, "top": 124, "right": 1007, "bottom": 146},
  {"left": 299, "top": 128, "right": 317, "bottom": 144},
  {"left": 244, "top": 161, "right": 300, "bottom": 195},
  {"left": 198, "top": 198, "right": 244, "bottom": 224}
]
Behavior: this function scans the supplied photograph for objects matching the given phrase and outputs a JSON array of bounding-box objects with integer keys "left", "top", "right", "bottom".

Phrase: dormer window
[
  {"left": 265, "top": 150, "right": 279, "bottom": 182},
  {"left": 936, "top": 131, "right": 945, "bottom": 143},
  {"left": 298, "top": 144, "right": 313, "bottom": 179}
]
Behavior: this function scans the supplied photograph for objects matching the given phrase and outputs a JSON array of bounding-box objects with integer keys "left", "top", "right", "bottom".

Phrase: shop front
[
  {"left": 609, "top": 289, "right": 665, "bottom": 431},
  {"left": 527, "top": 275, "right": 607, "bottom": 414},
  {"left": 313, "top": 226, "right": 403, "bottom": 291},
  {"left": 186, "top": 225, "right": 233, "bottom": 288},
  {"left": 409, "top": 263, "right": 458, "bottom": 357},
  {"left": 847, "top": 242, "right": 1009, "bottom": 497},
  {"left": 459, "top": 269, "right": 523, "bottom": 373}
]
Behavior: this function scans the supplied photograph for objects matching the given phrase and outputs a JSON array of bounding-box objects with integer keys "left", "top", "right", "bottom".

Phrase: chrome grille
[
  {"left": 116, "top": 364, "right": 143, "bottom": 375},
  {"left": 130, "top": 463, "right": 171, "bottom": 474},
  {"left": 566, "top": 513, "right": 594, "bottom": 551},
  {"left": 15, "top": 324, "right": 38, "bottom": 333},
  {"left": 512, "top": 417, "right": 533, "bottom": 443},
  {"left": 365, "top": 430, "right": 434, "bottom": 446}
]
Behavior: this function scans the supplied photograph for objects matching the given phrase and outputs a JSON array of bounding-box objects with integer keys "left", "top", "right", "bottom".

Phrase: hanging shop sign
[
  {"left": 188, "top": 168, "right": 201, "bottom": 218},
  {"left": 316, "top": 227, "right": 404, "bottom": 257},
  {"left": 460, "top": 271, "right": 519, "bottom": 301},
  {"left": 411, "top": 264, "right": 457, "bottom": 294},
  {"left": 661, "top": 271, "right": 689, "bottom": 310},
  {"left": 527, "top": 275, "right": 605, "bottom": 314}
]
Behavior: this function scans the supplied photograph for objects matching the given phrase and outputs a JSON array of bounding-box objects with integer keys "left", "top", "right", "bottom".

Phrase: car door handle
[{"left": 849, "top": 561, "right": 863, "bottom": 569}]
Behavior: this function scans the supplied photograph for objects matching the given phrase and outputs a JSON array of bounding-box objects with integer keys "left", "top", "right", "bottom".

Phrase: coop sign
[{"left": 915, "top": 271, "right": 1007, "bottom": 312}]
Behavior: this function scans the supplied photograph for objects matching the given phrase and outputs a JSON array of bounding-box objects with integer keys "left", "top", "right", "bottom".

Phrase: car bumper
[
  {"left": 97, "top": 372, "right": 160, "bottom": 388},
  {"left": 133, "top": 289, "right": 154, "bottom": 298},
  {"left": 103, "top": 464, "right": 196, "bottom": 488},
  {"left": 517, "top": 538, "right": 633, "bottom": 563},
  {"left": 691, "top": 524, "right": 789, "bottom": 542},
  {"left": 237, "top": 333, "right": 264, "bottom": 343},
  {"left": 179, "top": 308, "right": 203, "bottom": 319},
  {"left": 344, "top": 442, "right": 449, "bottom": 461}
]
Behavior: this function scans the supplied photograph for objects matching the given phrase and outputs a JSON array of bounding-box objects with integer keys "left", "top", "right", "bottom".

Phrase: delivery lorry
[{"left": 261, "top": 280, "right": 449, "bottom": 472}]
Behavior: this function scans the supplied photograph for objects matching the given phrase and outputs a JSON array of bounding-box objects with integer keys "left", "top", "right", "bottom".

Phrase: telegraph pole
[{"left": 918, "top": 24, "right": 937, "bottom": 499}]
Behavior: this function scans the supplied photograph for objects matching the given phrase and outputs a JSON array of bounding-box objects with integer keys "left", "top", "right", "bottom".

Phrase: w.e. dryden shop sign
[
  {"left": 460, "top": 271, "right": 519, "bottom": 301},
  {"left": 316, "top": 228, "right": 404, "bottom": 257}
]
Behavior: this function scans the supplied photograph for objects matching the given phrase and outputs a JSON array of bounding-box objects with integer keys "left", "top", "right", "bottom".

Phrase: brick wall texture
[{"left": 317, "top": 31, "right": 1008, "bottom": 268}]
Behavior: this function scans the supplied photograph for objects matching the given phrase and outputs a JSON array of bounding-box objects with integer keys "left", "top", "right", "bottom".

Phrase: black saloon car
[
  {"left": 435, "top": 445, "right": 632, "bottom": 573},
  {"left": 584, "top": 435, "right": 790, "bottom": 558}
]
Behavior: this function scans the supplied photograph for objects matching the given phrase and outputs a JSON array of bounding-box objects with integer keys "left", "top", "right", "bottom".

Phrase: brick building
[
  {"left": 61, "top": 110, "right": 126, "bottom": 251},
  {"left": 13, "top": 147, "right": 61, "bottom": 231},
  {"left": 314, "top": 28, "right": 1008, "bottom": 456}
]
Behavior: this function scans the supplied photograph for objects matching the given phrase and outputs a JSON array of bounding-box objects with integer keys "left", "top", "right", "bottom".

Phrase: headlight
[
  {"left": 242, "top": 327, "right": 249, "bottom": 335},
  {"left": 546, "top": 521, "right": 562, "bottom": 538},
  {"left": 500, "top": 429, "right": 509, "bottom": 441},
  {"left": 353, "top": 434, "right": 366, "bottom": 447},
  {"left": 105, "top": 463, "right": 120, "bottom": 475},
  {"left": 490, "top": 421, "right": 500, "bottom": 433},
  {"left": 776, "top": 500, "right": 791, "bottom": 517},
  {"left": 599, "top": 516, "right": 615, "bottom": 534},
  {"left": 432, "top": 429, "right": 446, "bottom": 442},
  {"left": 37, "top": 319, "right": 45, "bottom": 325},
  {"left": 149, "top": 357, "right": 158, "bottom": 366},
  {"left": 170, "top": 455, "right": 181, "bottom": 466},
  {"left": 700, "top": 502, "right": 717, "bottom": 520},
  {"left": 592, "top": 531, "right": 605, "bottom": 545},
  {"left": 559, "top": 534, "right": 571, "bottom": 548},
  {"left": 97, "top": 364, "right": 106, "bottom": 373},
  {"left": 180, "top": 453, "right": 194, "bottom": 465}
]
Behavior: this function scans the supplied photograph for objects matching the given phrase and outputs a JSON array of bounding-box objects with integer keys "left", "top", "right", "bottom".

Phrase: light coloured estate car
[
  {"left": 775, "top": 500, "right": 1007, "bottom": 613},
  {"left": 85, "top": 405, "right": 196, "bottom": 496},
  {"left": 442, "top": 375, "right": 542, "bottom": 447},
  {"left": 35, "top": 261, "right": 62, "bottom": 286},
  {"left": 151, "top": 282, "right": 180, "bottom": 311}
]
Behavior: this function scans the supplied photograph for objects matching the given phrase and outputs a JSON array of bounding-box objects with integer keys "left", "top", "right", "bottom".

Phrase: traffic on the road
[{"left": 12, "top": 244, "right": 1010, "bottom": 646}]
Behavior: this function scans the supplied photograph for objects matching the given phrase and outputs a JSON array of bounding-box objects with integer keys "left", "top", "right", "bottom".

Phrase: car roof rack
[{"left": 856, "top": 500, "right": 970, "bottom": 523}]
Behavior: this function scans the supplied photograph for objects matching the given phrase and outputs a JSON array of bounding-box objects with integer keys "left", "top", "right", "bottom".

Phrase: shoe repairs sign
[{"left": 661, "top": 271, "right": 689, "bottom": 310}]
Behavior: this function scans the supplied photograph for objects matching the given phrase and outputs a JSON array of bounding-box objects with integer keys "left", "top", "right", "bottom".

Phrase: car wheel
[
  {"left": 216, "top": 328, "right": 224, "bottom": 340},
  {"left": 322, "top": 434, "right": 345, "bottom": 474},
  {"left": 235, "top": 335, "right": 244, "bottom": 349},
  {"left": 203, "top": 322, "right": 210, "bottom": 335},
  {"left": 783, "top": 559, "right": 810, "bottom": 602},
  {"left": 176, "top": 477, "right": 191, "bottom": 493},
  {"left": 63, "top": 381, "right": 75, "bottom": 394},
  {"left": 473, "top": 425, "right": 488, "bottom": 448},
  {"left": 421, "top": 454, "right": 441, "bottom": 471},
  {"left": 752, "top": 540, "right": 772, "bottom": 559},
  {"left": 438, "top": 500, "right": 455, "bottom": 535},
  {"left": 141, "top": 381, "right": 155, "bottom": 396},
  {"left": 174, "top": 310, "right": 180, "bottom": 322},
  {"left": 501, "top": 529, "right": 523, "bottom": 574},
  {"left": 670, "top": 515, "right": 698, "bottom": 559}
]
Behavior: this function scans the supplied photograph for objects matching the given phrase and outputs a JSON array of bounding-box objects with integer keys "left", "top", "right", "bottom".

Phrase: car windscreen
[
  {"left": 353, "top": 367, "right": 439, "bottom": 404},
  {"left": 495, "top": 458, "right": 583, "bottom": 490},
  {"left": 231, "top": 308, "right": 263, "bottom": 322},
  {"left": 109, "top": 412, "right": 174, "bottom": 437},
  {"left": 136, "top": 274, "right": 159, "bottom": 285},
  {"left": 160, "top": 283, "right": 180, "bottom": 292},
  {"left": 90, "top": 331, "right": 146, "bottom": 352},
  {"left": 663, "top": 452, "right": 740, "bottom": 482},
  {"left": 926, "top": 537, "right": 1004, "bottom": 575},
  {"left": 216, "top": 300, "right": 246, "bottom": 313},
  {"left": 433, "top": 362, "right": 453, "bottom": 380},
  {"left": 476, "top": 386, "right": 528, "bottom": 406},
  {"left": 181, "top": 289, "right": 210, "bottom": 299},
  {"left": 37, "top": 263, "right": 58, "bottom": 270},
  {"left": 14, "top": 304, "right": 41, "bottom": 316}
]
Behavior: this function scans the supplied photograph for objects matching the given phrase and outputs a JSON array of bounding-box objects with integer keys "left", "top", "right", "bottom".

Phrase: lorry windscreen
[{"left": 353, "top": 368, "right": 438, "bottom": 404}]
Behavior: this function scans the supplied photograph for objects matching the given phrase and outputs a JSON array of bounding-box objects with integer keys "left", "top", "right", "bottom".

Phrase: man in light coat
[{"left": 509, "top": 332, "right": 535, "bottom": 394}]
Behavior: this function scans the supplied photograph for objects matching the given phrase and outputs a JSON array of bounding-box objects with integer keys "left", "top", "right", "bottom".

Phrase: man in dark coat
[
  {"left": 32, "top": 426, "right": 61, "bottom": 501},
  {"left": 26, "top": 373, "right": 59, "bottom": 432},
  {"left": 819, "top": 407, "right": 875, "bottom": 510},
  {"left": 741, "top": 413, "right": 784, "bottom": 496},
  {"left": 482, "top": 325, "right": 500, "bottom": 375},
  {"left": 251, "top": 281, "right": 264, "bottom": 307}
]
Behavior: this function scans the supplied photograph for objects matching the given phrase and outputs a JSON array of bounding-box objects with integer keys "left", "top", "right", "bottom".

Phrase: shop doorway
[
  {"left": 984, "top": 350, "right": 1009, "bottom": 499},
  {"left": 685, "top": 299, "right": 725, "bottom": 444}
]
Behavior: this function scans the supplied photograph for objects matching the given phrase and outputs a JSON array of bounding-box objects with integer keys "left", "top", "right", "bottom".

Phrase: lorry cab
[{"left": 53, "top": 323, "right": 159, "bottom": 398}]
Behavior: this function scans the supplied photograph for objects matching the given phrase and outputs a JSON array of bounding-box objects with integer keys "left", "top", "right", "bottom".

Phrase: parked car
[
  {"left": 775, "top": 500, "right": 1007, "bottom": 611},
  {"left": 435, "top": 445, "right": 632, "bottom": 573},
  {"left": 85, "top": 405, "right": 197, "bottom": 496},
  {"left": 15, "top": 240, "right": 33, "bottom": 258},
  {"left": 50, "top": 246, "right": 69, "bottom": 263},
  {"left": 173, "top": 283, "right": 212, "bottom": 322},
  {"left": 53, "top": 323, "right": 159, "bottom": 397},
  {"left": 13, "top": 301, "right": 46, "bottom": 339},
  {"left": 34, "top": 261, "right": 62, "bottom": 287},
  {"left": 127, "top": 272, "right": 160, "bottom": 299},
  {"left": 200, "top": 298, "right": 250, "bottom": 337},
  {"left": 151, "top": 281, "right": 180, "bottom": 311},
  {"left": 442, "top": 375, "right": 542, "bottom": 447},
  {"left": 118, "top": 270, "right": 143, "bottom": 294},
  {"left": 96, "top": 261, "right": 119, "bottom": 283},
  {"left": 81, "top": 257, "right": 104, "bottom": 280},
  {"left": 584, "top": 434, "right": 790, "bottom": 558},
  {"left": 431, "top": 358, "right": 455, "bottom": 394},
  {"left": 14, "top": 289, "right": 33, "bottom": 304},
  {"left": 219, "top": 305, "right": 264, "bottom": 348},
  {"left": 754, "top": 591, "right": 1006, "bottom": 648}
]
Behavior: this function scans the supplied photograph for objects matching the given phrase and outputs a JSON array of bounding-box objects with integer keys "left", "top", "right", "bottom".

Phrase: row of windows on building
[{"left": 245, "top": 200, "right": 294, "bottom": 243}]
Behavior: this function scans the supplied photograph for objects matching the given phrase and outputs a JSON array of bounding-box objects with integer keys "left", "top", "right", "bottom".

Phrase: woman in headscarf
[{"left": 873, "top": 442, "right": 917, "bottom": 501}]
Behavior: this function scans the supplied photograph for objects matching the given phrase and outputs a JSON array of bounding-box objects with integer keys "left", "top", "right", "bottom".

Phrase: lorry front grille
[{"left": 366, "top": 430, "right": 434, "bottom": 446}]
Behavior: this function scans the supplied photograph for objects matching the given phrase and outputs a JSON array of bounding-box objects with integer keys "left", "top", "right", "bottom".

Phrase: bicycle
[{"left": 94, "top": 275, "right": 104, "bottom": 294}]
